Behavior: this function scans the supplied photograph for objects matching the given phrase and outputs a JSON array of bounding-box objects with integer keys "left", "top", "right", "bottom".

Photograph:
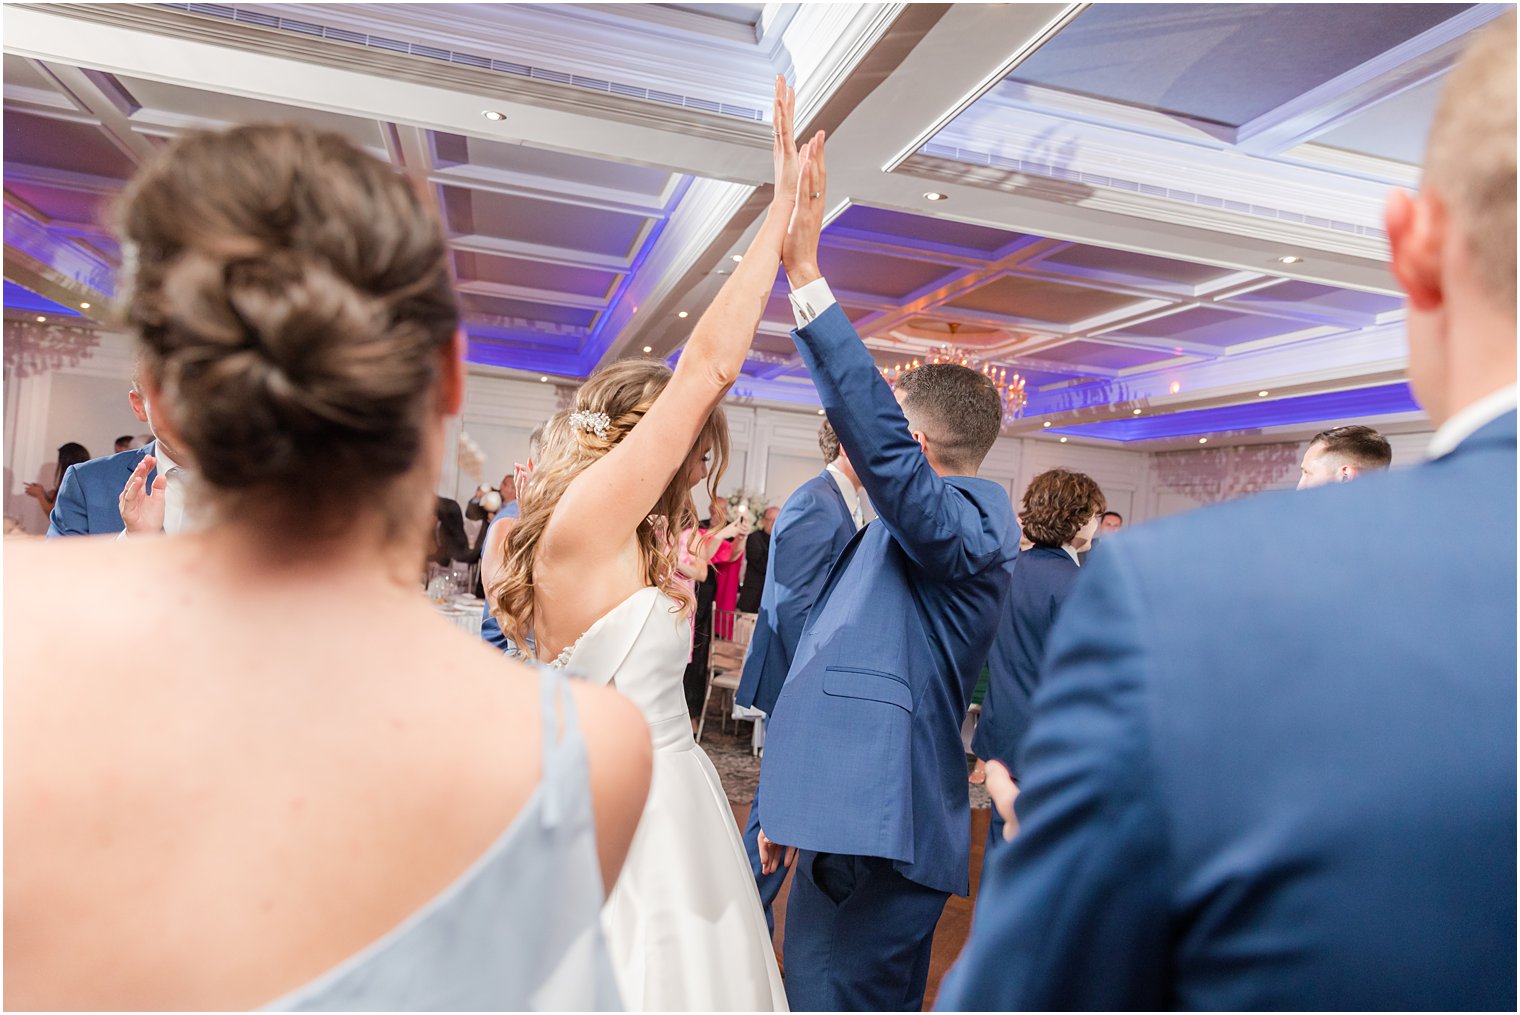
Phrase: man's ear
[
  {"left": 128, "top": 387, "right": 150, "bottom": 424},
  {"left": 1385, "top": 188, "right": 1445, "bottom": 313},
  {"left": 439, "top": 330, "right": 467, "bottom": 416}
]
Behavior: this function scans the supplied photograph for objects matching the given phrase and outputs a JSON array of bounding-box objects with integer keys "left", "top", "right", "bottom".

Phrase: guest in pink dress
[{"left": 708, "top": 500, "right": 748, "bottom": 638}]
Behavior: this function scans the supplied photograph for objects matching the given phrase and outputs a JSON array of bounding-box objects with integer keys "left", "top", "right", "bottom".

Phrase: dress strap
[{"left": 536, "top": 663, "right": 584, "bottom": 829}]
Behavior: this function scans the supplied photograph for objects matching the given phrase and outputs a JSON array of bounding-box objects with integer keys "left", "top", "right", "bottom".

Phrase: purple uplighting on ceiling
[
  {"left": 3, "top": 281, "right": 79, "bottom": 317},
  {"left": 1050, "top": 382, "right": 1421, "bottom": 441}
]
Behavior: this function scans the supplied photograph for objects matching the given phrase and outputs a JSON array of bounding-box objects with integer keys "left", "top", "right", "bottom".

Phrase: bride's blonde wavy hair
[{"left": 492, "top": 359, "right": 728, "bottom": 652}]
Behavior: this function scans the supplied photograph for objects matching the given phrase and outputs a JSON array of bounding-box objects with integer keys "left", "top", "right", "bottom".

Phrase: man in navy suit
[
  {"left": 735, "top": 419, "right": 862, "bottom": 934},
  {"left": 755, "top": 138, "right": 1019, "bottom": 1012},
  {"left": 940, "top": 15, "right": 1516, "bottom": 1011},
  {"left": 48, "top": 375, "right": 184, "bottom": 537},
  {"left": 974, "top": 468, "right": 1105, "bottom": 848}
]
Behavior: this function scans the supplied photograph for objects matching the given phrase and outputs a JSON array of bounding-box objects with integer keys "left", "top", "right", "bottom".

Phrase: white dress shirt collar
[
  {"left": 1061, "top": 544, "right": 1081, "bottom": 566},
  {"left": 152, "top": 441, "right": 182, "bottom": 476},
  {"left": 826, "top": 462, "right": 863, "bottom": 528},
  {"left": 1427, "top": 385, "right": 1517, "bottom": 460}
]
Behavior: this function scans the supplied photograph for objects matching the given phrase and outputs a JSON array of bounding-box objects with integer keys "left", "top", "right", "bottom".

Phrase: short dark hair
[
  {"left": 818, "top": 419, "right": 840, "bottom": 464},
  {"left": 894, "top": 363, "right": 1002, "bottom": 473},
  {"left": 114, "top": 434, "right": 135, "bottom": 448},
  {"left": 1020, "top": 469, "right": 1106, "bottom": 547},
  {"left": 1309, "top": 425, "right": 1392, "bottom": 471},
  {"left": 1101, "top": 510, "right": 1123, "bottom": 523}
]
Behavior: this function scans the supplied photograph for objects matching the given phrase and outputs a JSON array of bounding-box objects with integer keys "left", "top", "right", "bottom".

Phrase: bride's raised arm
[{"left": 545, "top": 76, "right": 820, "bottom": 559}]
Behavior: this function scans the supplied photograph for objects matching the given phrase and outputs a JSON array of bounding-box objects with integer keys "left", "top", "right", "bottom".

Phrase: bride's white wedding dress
[{"left": 555, "top": 586, "right": 788, "bottom": 1012}]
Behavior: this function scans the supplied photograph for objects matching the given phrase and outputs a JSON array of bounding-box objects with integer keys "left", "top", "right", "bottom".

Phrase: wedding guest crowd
[{"left": 6, "top": 15, "right": 1515, "bottom": 1014}]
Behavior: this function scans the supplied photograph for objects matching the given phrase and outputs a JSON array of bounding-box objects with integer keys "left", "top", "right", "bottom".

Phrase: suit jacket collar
[
  {"left": 811, "top": 469, "right": 852, "bottom": 525},
  {"left": 1437, "top": 409, "right": 1516, "bottom": 462}
]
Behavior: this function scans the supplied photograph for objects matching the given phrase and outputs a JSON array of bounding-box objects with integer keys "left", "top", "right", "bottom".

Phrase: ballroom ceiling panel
[
  {"left": 1008, "top": 3, "right": 1474, "bottom": 127},
  {"left": 945, "top": 274, "right": 1139, "bottom": 324}
]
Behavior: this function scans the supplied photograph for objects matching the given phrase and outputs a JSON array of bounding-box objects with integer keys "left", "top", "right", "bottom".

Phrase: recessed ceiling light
[
  {"left": 731, "top": 254, "right": 743, "bottom": 263},
  {"left": 1258, "top": 390, "right": 1270, "bottom": 397},
  {"left": 35, "top": 315, "right": 45, "bottom": 323},
  {"left": 1132, "top": 408, "right": 1143, "bottom": 415},
  {"left": 482, "top": 110, "right": 507, "bottom": 121},
  {"left": 1277, "top": 255, "right": 1302, "bottom": 265},
  {"left": 1059, "top": 436, "right": 1069, "bottom": 443},
  {"left": 924, "top": 192, "right": 947, "bottom": 202},
  {"left": 79, "top": 301, "right": 91, "bottom": 310},
  {"left": 643, "top": 346, "right": 653, "bottom": 353},
  {"left": 1169, "top": 381, "right": 1181, "bottom": 394},
  {"left": 1198, "top": 437, "right": 1209, "bottom": 444},
  {"left": 539, "top": 375, "right": 549, "bottom": 383},
  {"left": 817, "top": 408, "right": 826, "bottom": 415},
  {"left": 677, "top": 311, "right": 689, "bottom": 319},
  {"left": 1042, "top": 420, "right": 1052, "bottom": 428}
]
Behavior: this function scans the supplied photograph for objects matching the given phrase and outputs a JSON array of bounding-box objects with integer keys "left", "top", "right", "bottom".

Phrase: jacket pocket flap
[{"left": 822, "top": 667, "right": 913, "bottom": 711}]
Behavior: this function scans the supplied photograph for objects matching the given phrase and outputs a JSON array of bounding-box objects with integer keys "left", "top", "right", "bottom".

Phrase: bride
[{"left": 491, "top": 76, "right": 815, "bottom": 1011}]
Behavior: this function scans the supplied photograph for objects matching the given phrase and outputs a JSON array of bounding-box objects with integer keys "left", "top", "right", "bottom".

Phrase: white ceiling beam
[
  {"left": 4, "top": 4, "right": 775, "bottom": 183},
  {"left": 33, "top": 61, "right": 158, "bottom": 165}
]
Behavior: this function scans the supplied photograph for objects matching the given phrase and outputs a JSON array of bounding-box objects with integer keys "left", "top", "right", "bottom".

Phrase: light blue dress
[{"left": 265, "top": 666, "right": 622, "bottom": 1011}]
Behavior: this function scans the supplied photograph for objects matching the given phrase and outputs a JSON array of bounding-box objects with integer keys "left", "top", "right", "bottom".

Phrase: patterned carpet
[{"left": 697, "top": 716, "right": 991, "bottom": 810}]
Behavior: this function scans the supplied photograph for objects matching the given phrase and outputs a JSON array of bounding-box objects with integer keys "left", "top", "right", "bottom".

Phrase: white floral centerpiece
[{"left": 726, "top": 489, "right": 769, "bottom": 525}]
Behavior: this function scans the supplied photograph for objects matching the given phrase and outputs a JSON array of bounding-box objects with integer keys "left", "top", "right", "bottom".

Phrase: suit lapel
[{"left": 816, "top": 469, "right": 857, "bottom": 539}]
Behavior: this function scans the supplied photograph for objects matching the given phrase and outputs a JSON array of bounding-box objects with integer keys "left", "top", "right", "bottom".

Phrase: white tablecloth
[{"left": 432, "top": 594, "right": 485, "bottom": 637}]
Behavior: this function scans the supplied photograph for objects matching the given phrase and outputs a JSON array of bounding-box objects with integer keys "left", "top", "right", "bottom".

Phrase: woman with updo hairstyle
[
  {"left": 972, "top": 467, "right": 1106, "bottom": 847},
  {"left": 3, "top": 123, "right": 650, "bottom": 1012},
  {"left": 488, "top": 76, "right": 808, "bottom": 1011}
]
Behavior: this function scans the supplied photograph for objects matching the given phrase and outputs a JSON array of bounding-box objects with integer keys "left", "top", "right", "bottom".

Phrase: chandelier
[{"left": 879, "top": 323, "right": 1028, "bottom": 422}]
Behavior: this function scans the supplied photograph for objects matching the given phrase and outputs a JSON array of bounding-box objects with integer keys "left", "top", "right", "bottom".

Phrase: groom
[{"left": 756, "top": 139, "right": 1019, "bottom": 1011}]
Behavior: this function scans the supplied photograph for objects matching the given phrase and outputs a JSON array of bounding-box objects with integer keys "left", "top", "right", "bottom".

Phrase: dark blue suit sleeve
[
  {"left": 938, "top": 544, "right": 1172, "bottom": 1010},
  {"left": 791, "top": 303, "right": 1006, "bottom": 580},
  {"left": 768, "top": 487, "right": 839, "bottom": 655},
  {"left": 46, "top": 464, "right": 89, "bottom": 538}
]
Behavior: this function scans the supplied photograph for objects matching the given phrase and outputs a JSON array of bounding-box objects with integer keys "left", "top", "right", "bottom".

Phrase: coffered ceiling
[{"left": 4, "top": 2, "right": 1507, "bottom": 448}]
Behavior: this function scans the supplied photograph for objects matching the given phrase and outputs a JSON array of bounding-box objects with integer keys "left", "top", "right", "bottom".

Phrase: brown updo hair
[
  {"left": 494, "top": 358, "right": 729, "bottom": 651},
  {"left": 1019, "top": 468, "right": 1106, "bottom": 547},
  {"left": 116, "top": 123, "right": 458, "bottom": 530}
]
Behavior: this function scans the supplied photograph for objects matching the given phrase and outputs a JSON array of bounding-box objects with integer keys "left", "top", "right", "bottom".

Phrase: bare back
[{"left": 3, "top": 535, "right": 647, "bottom": 1010}]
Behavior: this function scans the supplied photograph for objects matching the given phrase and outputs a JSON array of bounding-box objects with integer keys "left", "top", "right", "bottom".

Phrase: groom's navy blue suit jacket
[
  {"left": 939, "top": 411, "right": 1518, "bottom": 1011},
  {"left": 759, "top": 303, "right": 1019, "bottom": 897},
  {"left": 47, "top": 441, "right": 157, "bottom": 537},
  {"left": 736, "top": 469, "right": 855, "bottom": 717}
]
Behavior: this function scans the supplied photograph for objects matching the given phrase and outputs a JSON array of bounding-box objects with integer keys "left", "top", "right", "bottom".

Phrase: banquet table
[{"left": 432, "top": 594, "right": 485, "bottom": 638}]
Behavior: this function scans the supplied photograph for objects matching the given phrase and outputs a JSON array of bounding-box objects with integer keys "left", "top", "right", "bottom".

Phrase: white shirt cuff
[{"left": 788, "top": 277, "right": 838, "bottom": 327}]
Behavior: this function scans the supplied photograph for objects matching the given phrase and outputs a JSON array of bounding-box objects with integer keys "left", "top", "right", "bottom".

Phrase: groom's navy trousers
[{"left": 759, "top": 302, "right": 1018, "bottom": 1011}]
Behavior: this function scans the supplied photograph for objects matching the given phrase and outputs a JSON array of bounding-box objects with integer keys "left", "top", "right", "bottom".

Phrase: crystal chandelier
[{"left": 879, "top": 323, "right": 1028, "bottom": 422}]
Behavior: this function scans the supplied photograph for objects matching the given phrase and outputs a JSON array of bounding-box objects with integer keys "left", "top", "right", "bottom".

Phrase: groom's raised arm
[
  {"left": 779, "top": 136, "right": 1003, "bottom": 579},
  {"left": 788, "top": 293, "right": 1002, "bottom": 580}
]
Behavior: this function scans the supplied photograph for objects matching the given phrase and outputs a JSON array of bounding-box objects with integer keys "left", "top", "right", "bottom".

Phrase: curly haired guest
[
  {"left": 973, "top": 467, "right": 1104, "bottom": 847},
  {"left": 3, "top": 123, "right": 651, "bottom": 1011}
]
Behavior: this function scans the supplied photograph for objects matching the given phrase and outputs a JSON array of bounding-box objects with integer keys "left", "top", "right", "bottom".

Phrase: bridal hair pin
[{"left": 569, "top": 409, "right": 611, "bottom": 441}]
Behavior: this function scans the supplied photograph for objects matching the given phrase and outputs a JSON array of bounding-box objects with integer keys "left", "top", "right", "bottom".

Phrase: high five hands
[{"left": 770, "top": 75, "right": 826, "bottom": 289}]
